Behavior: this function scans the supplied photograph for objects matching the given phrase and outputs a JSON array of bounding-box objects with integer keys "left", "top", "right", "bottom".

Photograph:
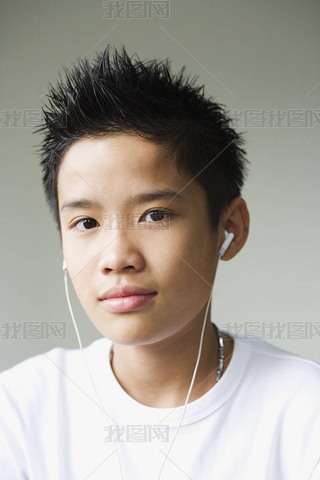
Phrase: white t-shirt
[{"left": 1, "top": 330, "right": 320, "bottom": 480}]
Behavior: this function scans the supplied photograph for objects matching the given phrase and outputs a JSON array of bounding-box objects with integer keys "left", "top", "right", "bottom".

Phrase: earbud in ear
[
  {"left": 62, "top": 259, "right": 67, "bottom": 272},
  {"left": 218, "top": 231, "right": 234, "bottom": 258}
]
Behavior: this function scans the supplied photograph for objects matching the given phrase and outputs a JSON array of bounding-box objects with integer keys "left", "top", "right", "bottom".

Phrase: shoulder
[
  {"left": 223, "top": 330, "right": 320, "bottom": 401},
  {"left": 242, "top": 334, "right": 320, "bottom": 381},
  {"left": 232, "top": 333, "right": 320, "bottom": 411},
  {"left": 231, "top": 331, "right": 320, "bottom": 370},
  {"left": 229, "top": 333, "right": 320, "bottom": 466},
  {"left": 0, "top": 337, "right": 111, "bottom": 407}
]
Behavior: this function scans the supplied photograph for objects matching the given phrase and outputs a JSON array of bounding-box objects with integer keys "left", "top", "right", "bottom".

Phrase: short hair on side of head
[{"left": 34, "top": 44, "right": 250, "bottom": 235}]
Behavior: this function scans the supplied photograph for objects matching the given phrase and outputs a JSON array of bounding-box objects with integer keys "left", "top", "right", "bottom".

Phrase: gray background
[{"left": 1, "top": 0, "right": 319, "bottom": 371}]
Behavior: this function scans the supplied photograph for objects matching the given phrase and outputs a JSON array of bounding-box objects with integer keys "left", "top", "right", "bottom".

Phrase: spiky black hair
[{"left": 34, "top": 44, "right": 249, "bottom": 235}]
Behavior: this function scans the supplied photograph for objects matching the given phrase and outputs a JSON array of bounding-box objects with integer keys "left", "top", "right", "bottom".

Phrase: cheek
[
  {"left": 157, "top": 230, "right": 216, "bottom": 300},
  {"left": 70, "top": 272, "right": 99, "bottom": 325},
  {"left": 63, "top": 248, "right": 89, "bottom": 277},
  {"left": 72, "top": 274, "right": 91, "bottom": 305},
  {"left": 63, "top": 248, "right": 95, "bottom": 311},
  {"left": 62, "top": 234, "right": 97, "bottom": 287}
]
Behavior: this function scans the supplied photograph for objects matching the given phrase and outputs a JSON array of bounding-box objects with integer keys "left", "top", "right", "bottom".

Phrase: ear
[{"left": 220, "top": 197, "right": 250, "bottom": 261}]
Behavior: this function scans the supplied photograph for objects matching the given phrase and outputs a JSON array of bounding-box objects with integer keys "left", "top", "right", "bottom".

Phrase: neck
[{"left": 109, "top": 315, "right": 229, "bottom": 408}]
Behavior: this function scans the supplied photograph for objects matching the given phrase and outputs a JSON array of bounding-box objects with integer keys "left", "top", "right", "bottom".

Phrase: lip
[
  {"left": 100, "top": 293, "right": 157, "bottom": 313},
  {"left": 99, "top": 285, "right": 157, "bottom": 300}
]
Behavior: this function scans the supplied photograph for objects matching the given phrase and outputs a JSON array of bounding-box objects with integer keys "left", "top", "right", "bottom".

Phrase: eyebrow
[{"left": 60, "top": 189, "right": 187, "bottom": 212}]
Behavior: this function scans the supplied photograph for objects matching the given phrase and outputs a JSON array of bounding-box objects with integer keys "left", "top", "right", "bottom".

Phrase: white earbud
[
  {"left": 218, "top": 231, "right": 234, "bottom": 258},
  {"left": 62, "top": 259, "right": 67, "bottom": 272}
]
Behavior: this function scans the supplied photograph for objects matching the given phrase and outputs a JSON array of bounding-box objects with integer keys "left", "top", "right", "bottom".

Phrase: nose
[{"left": 97, "top": 215, "right": 145, "bottom": 274}]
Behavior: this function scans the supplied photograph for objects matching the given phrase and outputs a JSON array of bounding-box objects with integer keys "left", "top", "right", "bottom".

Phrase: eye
[
  {"left": 140, "top": 209, "right": 171, "bottom": 223},
  {"left": 71, "top": 217, "right": 99, "bottom": 231}
]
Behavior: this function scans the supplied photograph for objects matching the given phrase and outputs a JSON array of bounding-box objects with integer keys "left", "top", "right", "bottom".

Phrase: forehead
[
  {"left": 57, "top": 134, "right": 205, "bottom": 209},
  {"left": 58, "top": 133, "right": 177, "bottom": 183}
]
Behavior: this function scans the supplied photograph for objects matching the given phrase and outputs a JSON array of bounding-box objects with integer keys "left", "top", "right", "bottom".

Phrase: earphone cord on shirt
[{"left": 63, "top": 272, "right": 224, "bottom": 480}]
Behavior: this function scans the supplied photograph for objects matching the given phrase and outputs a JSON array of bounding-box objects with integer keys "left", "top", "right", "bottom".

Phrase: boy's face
[{"left": 57, "top": 134, "right": 223, "bottom": 347}]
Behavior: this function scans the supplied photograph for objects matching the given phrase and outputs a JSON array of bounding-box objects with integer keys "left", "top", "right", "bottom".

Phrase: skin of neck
[{"left": 109, "top": 305, "right": 233, "bottom": 408}]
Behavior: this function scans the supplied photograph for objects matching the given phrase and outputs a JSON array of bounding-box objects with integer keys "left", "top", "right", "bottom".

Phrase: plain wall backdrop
[{"left": 1, "top": 0, "right": 319, "bottom": 371}]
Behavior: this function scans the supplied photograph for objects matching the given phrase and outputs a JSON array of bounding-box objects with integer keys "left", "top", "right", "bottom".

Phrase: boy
[{"left": 1, "top": 45, "right": 319, "bottom": 479}]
